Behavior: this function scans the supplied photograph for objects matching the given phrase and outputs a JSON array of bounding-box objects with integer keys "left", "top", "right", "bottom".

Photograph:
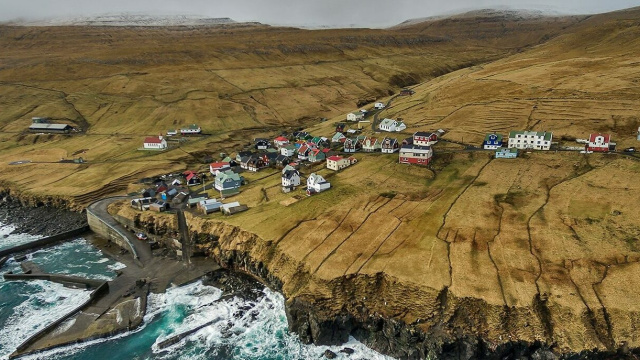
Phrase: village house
[
  {"left": 281, "top": 168, "right": 301, "bottom": 193},
  {"left": 180, "top": 124, "right": 201, "bottom": 135},
  {"left": 335, "top": 123, "right": 346, "bottom": 133},
  {"left": 306, "top": 173, "right": 330, "bottom": 195},
  {"left": 343, "top": 138, "right": 361, "bottom": 153},
  {"left": 297, "top": 145, "right": 312, "bottom": 160},
  {"left": 214, "top": 171, "right": 244, "bottom": 196},
  {"left": 166, "top": 129, "right": 178, "bottom": 136},
  {"left": 235, "top": 151, "right": 253, "bottom": 163},
  {"left": 210, "top": 162, "right": 231, "bottom": 175},
  {"left": 172, "top": 191, "right": 188, "bottom": 206},
  {"left": 280, "top": 144, "right": 296, "bottom": 157},
  {"left": 495, "top": 147, "right": 518, "bottom": 159},
  {"left": 362, "top": 137, "right": 381, "bottom": 152},
  {"left": 161, "top": 188, "right": 178, "bottom": 201},
  {"left": 143, "top": 136, "right": 168, "bottom": 150},
  {"left": 187, "top": 196, "right": 208, "bottom": 208},
  {"left": 140, "top": 188, "right": 156, "bottom": 198},
  {"left": 586, "top": 133, "right": 614, "bottom": 152},
  {"left": 28, "top": 123, "right": 74, "bottom": 134},
  {"left": 273, "top": 136, "right": 290, "bottom": 149},
  {"left": 221, "top": 202, "right": 249, "bottom": 216},
  {"left": 130, "top": 197, "right": 155, "bottom": 211},
  {"left": 254, "top": 138, "right": 271, "bottom": 150},
  {"left": 381, "top": 137, "right": 400, "bottom": 153},
  {"left": 413, "top": 132, "right": 438, "bottom": 146},
  {"left": 378, "top": 118, "right": 407, "bottom": 132},
  {"left": 274, "top": 154, "right": 291, "bottom": 168},
  {"left": 308, "top": 148, "right": 326, "bottom": 163},
  {"left": 346, "top": 112, "right": 364, "bottom": 122},
  {"left": 399, "top": 144, "right": 433, "bottom": 166},
  {"left": 331, "top": 132, "right": 347, "bottom": 143},
  {"left": 507, "top": 131, "right": 552, "bottom": 150},
  {"left": 149, "top": 201, "right": 168, "bottom": 212},
  {"left": 326, "top": 155, "right": 357, "bottom": 171},
  {"left": 184, "top": 171, "right": 201, "bottom": 186},
  {"left": 402, "top": 137, "right": 413, "bottom": 146},
  {"left": 374, "top": 102, "right": 385, "bottom": 110},
  {"left": 483, "top": 133, "right": 503, "bottom": 150},
  {"left": 294, "top": 131, "right": 312, "bottom": 140},
  {"left": 246, "top": 155, "right": 269, "bottom": 172}
]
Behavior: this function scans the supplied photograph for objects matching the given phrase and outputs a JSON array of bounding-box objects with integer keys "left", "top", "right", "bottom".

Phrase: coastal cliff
[{"left": 110, "top": 202, "right": 640, "bottom": 359}]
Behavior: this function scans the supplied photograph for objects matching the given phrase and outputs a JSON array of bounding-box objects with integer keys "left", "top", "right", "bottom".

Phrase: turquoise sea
[{"left": 0, "top": 222, "right": 391, "bottom": 360}]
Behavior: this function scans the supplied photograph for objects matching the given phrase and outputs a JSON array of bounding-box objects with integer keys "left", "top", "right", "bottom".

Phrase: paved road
[
  {"left": 87, "top": 196, "right": 153, "bottom": 265},
  {"left": 371, "top": 95, "right": 400, "bottom": 132}
]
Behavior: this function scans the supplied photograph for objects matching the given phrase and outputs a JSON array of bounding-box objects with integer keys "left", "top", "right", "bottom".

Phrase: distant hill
[
  {"left": 391, "top": 8, "right": 586, "bottom": 49},
  {"left": 8, "top": 14, "right": 242, "bottom": 27}
]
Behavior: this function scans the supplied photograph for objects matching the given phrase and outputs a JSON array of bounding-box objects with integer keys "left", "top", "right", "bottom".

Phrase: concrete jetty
[{"left": 0, "top": 225, "right": 90, "bottom": 258}]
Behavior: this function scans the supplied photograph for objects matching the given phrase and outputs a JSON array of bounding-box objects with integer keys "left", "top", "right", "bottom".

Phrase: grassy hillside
[{"left": 0, "top": 20, "right": 556, "bottom": 203}]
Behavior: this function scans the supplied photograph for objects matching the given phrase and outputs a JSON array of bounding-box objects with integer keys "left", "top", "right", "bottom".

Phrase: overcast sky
[{"left": 0, "top": 0, "right": 638, "bottom": 27}]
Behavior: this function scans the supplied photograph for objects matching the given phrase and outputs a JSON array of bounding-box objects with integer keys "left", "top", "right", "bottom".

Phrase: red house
[
  {"left": 586, "top": 133, "right": 612, "bottom": 152},
  {"left": 413, "top": 132, "right": 438, "bottom": 146},
  {"left": 399, "top": 145, "right": 433, "bottom": 166},
  {"left": 210, "top": 162, "right": 231, "bottom": 175},
  {"left": 273, "top": 136, "right": 290, "bottom": 149}
]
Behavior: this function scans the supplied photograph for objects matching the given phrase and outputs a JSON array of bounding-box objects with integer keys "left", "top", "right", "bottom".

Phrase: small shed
[{"left": 221, "top": 202, "right": 249, "bottom": 216}]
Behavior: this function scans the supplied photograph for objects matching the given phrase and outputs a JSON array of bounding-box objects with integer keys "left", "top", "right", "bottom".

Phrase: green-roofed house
[
  {"left": 507, "top": 131, "right": 552, "bottom": 150},
  {"left": 483, "top": 133, "right": 503, "bottom": 150},
  {"left": 495, "top": 147, "right": 518, "bottom": 159},
  {"left": 180, "top": 124, "right": 201, "bottom": 135},
  {"left": 214, "top": 170, "right": 244, "bottom": 197}
]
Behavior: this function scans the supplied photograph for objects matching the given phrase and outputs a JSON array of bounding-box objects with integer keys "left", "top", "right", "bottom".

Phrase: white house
[
  {"left": 347, "top": 112, "right": 364, "bottom": 122},
  {"left": 143, "top": 136, "right": 167, "bottom": 150},
  {"left": 378, "top": 118, "right": 406, "bottom": 132},
  {"left": 280, "top": 145, "right": 296, "bottom": 157},
  {"left": 326, "top": 156, "right": 356, "bottom": 171},
  {"left": 306, "top": 173, "right": 330, "bottom": 195},
  {"left": 507, "top": 131, "right": 552, "bottom": 150},
  {"left": 180, "top": 124, "right": 201, "bottom": 135},
  {"left": 374, "top": 102, "right": 385, "bottom": 110},
  {"left": 209, "top": 161, "right": 231, "bottom": 175},
  {"left": 413, "top": 132, "right": 438, "bottom": 146},
  {"left": 282, "top": 169, "right": 301, "bottom": 192}
]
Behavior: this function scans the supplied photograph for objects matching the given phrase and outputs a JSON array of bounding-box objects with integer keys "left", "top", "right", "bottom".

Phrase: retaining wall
[
  {"left": 0, "top": 226, "right": 90, "bottom": 258},
  {"left": 86, "top": 207, "right": 139, "bottom": 262}
]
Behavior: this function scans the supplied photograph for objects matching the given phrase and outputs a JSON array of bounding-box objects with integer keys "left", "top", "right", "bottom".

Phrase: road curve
[{"left": 87, "top": 196, "right": 153, "bottom": 265}]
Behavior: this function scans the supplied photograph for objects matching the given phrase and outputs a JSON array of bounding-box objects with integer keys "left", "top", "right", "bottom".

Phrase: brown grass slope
[{"left": 0, "top": 19, "right": 567, "bottom": 204}]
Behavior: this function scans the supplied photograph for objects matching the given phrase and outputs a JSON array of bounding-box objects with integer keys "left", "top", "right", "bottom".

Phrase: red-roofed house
[
  {"left": 273, "top": 136, "right": 290, "bottom": 149},
  {"left": 327, "top": 155, "right": 355, "bottom": 171},
  {"left": 210, "top": 162, "right": 231, "bottom": 175},
  {"left": 587, "top": 133, "right": 613, "bottom": 152},
  {"left": 184, "top": 171, "right": 201, "bottom": 186},
  {"left": 143, "top": 136, "right": 167, "bottom": 150}
]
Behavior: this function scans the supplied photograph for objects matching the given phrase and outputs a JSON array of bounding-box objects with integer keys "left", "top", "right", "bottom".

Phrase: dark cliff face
[{"left": 127, "top": 213, "right": 640, "bottom": 360}]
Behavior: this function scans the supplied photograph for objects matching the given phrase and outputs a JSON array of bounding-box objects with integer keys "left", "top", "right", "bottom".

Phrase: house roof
[
  {"left": 509, "top": 130, "right": 552, "bottom": 141},
  {"left": 484, "top": 133, "right": 503, "bottom": 142},
  {"left": 379, "top": 118, "right": 397, "bottom": 127},
  {"left": 327, "top": 155, "right": 343, "bottom": 161},
  {"left": 282, "top": 169, "right": 299, "bottom": 179},
  {"left": 497, "top": 147, "right": 518, "bottom": 154},
  {"left": 29, "top": 123, "right": 72, "bottom": 130},
  {"left": 144, "top": 136, "right": 164, "bottom": 144},
  {"left": 322, "top": 148, "right": 331, "bottom": 153},
  {"left": 185, "top": 124, "right": 200, "bottom": 129},
  {"left": 217, "top": 171, "right": 242, "bottom": 182},
  {"left": 186, "top": 172, "right": 198, "bottom": 182},
  {"left": 210, "top": 162, "right": 230, "bottom": 169},
  {"left": 274, "top": 136, "right": 289, "bottom": 142},
  {"left": 413, "top": 131, "right": 435, "bottom": 137},
  {"left": 589, "top": 133, "right": 611, "bottom": 143}
]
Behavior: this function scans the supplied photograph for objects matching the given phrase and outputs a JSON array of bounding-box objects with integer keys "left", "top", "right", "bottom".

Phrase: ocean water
[
  {"left": 0, "top": 224, "right": 392, "bottom": 360},
  {"left": 0, "top": 223, "right": 42, "bottom": 251}
]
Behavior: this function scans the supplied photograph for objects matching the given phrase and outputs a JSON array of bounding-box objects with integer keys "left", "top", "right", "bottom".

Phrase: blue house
[
  {"left": 495, "top": 147, "right": 518, "bottom": 159},
  {"left": 483, "top": 133, "right": 503, "bottom": 150}
]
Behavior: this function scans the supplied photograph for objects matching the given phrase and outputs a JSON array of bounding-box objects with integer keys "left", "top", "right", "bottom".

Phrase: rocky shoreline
[{"left": 0, "top": 194, "right": 87, "bottom": 236}]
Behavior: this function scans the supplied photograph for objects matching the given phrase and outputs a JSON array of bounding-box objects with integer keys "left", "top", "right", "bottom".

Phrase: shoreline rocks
[{"left": 0, "top": 194, "right": 87, "bottom": 237}]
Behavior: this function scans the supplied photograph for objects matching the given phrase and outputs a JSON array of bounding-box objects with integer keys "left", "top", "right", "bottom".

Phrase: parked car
[
  {"left": 136, "top": 233, "right": 148, "bottom": 241},
  {"left": 623, "top": 147, "right": 636, "bottom": 152}
]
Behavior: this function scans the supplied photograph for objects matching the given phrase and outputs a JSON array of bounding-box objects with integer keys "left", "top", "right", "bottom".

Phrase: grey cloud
[{"left": 0, "top": 0, "right": 638, "bottom": 27}]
